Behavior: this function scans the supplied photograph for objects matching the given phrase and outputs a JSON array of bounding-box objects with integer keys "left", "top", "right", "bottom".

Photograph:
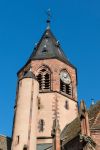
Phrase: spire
[
  {"left": 27, "top": 29, "right": 75, "bottom": 69},
  {"left": 46, "top": 8, "right": 51, "bottom": 29},
  {"left": 17, "top": 17, "right": 76, "bottom": 75}
]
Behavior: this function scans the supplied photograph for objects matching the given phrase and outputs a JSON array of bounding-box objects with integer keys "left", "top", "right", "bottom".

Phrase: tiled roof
[
  {"left": 61, "top": 101, "right": 100, "bottom": 144},
  {"left": 61, "top": 117, "right": 81, "bottom": 144},
  {"left": 92, "top": 112, "right": 100, "bottom": 130},
  {"left": 88, "top": 100, "right": 100, "bottom": 130}
]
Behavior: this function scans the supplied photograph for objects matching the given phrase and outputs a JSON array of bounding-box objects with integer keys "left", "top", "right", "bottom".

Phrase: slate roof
[
  {"left": 61, "top": 101, "right": 100, "bottom": 144},
  {"left": 22, "top": 70, "right": 37, "bottom": 80},
  {"left": 28, "top": 29, "right": 75, "bottom": 68},
  {"left": 17, "top": 28, "right": 76, "bottom": 75}
]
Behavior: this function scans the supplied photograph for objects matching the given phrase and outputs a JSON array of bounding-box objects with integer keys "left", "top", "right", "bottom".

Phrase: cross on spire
[{"left": 46, "top": 8, "right": 51, "bottom": 29}]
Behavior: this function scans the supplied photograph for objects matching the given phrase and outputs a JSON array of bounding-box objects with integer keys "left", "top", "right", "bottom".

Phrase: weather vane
[{"left": 46, "top": 8, "right": 51, "bottom": 29}]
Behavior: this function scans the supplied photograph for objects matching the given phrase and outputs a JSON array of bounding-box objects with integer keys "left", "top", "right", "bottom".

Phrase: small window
[
  {"left": 38, "top": 97, "right": 41, "bottom": 110},
  {"left": 56, "top": 41, "right": 60, "bottom": 47},
  {"left": 65, "top": 101, "right": 69, "bottom": 109},
  {"left": 23, "top": 148, "right": 27, "bottom": 150},
  {"left": 15, "top": 135, "right": 19, "bottom": 145},
  {"left": 23, "top": 145, "right": 28, "bottom": 150},
  {"left": 42, "top": 48, "right": 48, "bottom": 54},
  {"left": 38, "top": 119, "right": 45, "bottom": 132},
  {"left": 45, "top": 34, "right": 49, "bottom": 39}
]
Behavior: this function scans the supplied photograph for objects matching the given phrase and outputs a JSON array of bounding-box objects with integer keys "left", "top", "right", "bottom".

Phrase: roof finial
[{"left": 46, "top": 8, "right": 51, "bottom": 29}]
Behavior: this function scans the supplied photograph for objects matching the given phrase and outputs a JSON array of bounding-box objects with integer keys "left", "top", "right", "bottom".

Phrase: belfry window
[
  {"left": 60, "top": 80, "right": 72, "bottom": 96},
  {"left": 36, "top": 66, "right": 51, "bottom": 91},
  {"left": 60, "top": 70, "right": 72, "bottom": 96}
]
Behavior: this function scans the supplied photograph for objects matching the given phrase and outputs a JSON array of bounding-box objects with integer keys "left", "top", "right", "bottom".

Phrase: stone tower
[
  {"left": 11, "top": 71, "right": 39, "bottom": 150},
  {"left": 12, "top": 23, "right": 78, "bottom": 149}
]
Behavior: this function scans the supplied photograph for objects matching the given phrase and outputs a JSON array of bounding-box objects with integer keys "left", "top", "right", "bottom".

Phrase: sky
[{"left": 0, "top": 0, "right": 100, "bottom": 137}]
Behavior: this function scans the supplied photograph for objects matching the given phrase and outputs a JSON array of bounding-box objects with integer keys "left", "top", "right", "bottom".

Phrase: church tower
[{"left": 12, "top": 20, "right": 78, "bottom": 149}]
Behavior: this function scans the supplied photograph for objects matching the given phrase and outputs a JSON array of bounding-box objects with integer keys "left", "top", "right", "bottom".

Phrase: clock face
[{"left": 60, "top": 70, "right": 71, "bottom": 84}]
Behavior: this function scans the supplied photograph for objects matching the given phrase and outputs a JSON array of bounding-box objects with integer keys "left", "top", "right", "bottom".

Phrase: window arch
[{"left": 36, "top": 66, "right": 51, "bottom": 91}]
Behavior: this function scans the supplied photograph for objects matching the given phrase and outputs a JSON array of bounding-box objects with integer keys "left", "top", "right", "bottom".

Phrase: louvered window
[
  {"left": 60, "top": 80, "right": 72, "bottom": 96},
  {"left": 37, "top": 74, "right": 42, "bottom": 90},
  {"left": 36, "top": 66, "right": 51, "bottom": 91}
]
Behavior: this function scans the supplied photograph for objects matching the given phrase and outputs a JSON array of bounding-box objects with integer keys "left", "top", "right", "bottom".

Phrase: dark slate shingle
[{"left": 28, "top": 29, "right": 75, "bottom": 69}]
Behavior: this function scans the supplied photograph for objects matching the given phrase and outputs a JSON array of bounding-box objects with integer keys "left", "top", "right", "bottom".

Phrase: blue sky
[{"left": 0, "top": 0, "right": 100, "bottom": 137}]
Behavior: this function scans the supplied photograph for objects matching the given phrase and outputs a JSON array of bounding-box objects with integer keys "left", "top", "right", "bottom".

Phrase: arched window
[
  {"left": 60, "top": 80, "right": 72, "bottom": 96},
  {"left": 36, "top": 66, "right": 51, "bottom": 91},
  {"left": 60, "top": 70, "right": 72, "bottom": 96}
]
